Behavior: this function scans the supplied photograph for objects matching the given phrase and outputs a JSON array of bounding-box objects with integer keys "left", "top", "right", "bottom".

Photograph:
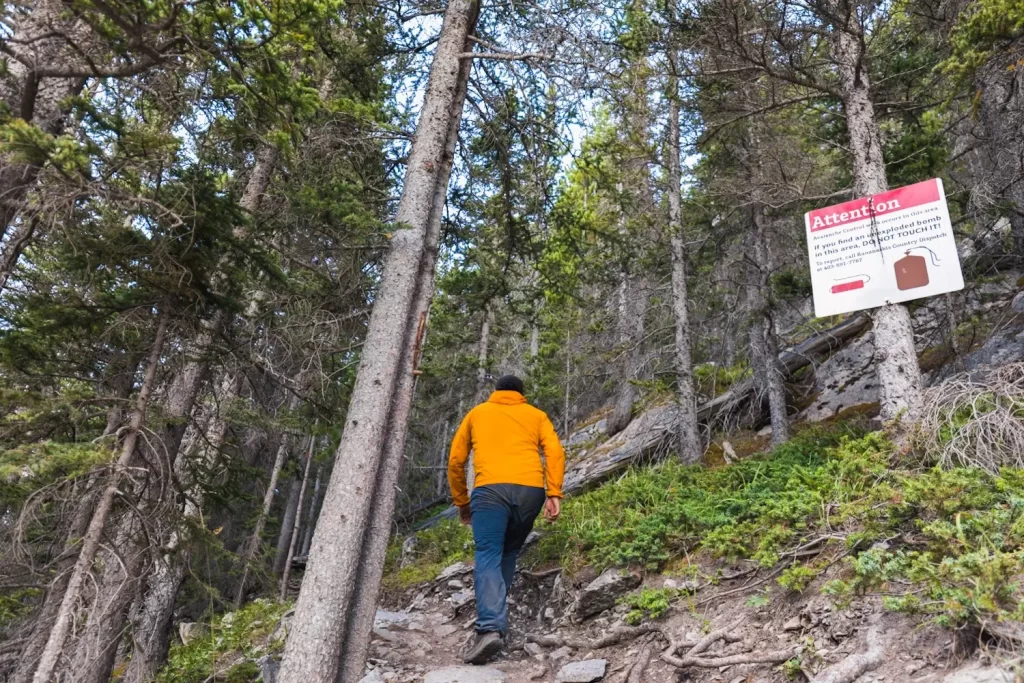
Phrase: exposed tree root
[
  {"left": 626, "top": 640, "right": 655, "bottom": 683},
  {"left": 528, "top": 625, "right": 658, "bottom": 649},
  {"left": 661, "top": 648, "right": 797, "bottom": 669},
  {"left": 809, "top": 625, "right": 884, "bottom": 683},
  {"left": 660, "top": 615, "right": 794, "bottom": 671}
]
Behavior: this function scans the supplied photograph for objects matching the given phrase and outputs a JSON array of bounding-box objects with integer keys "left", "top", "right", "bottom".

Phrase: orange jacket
[{"left": 448, "top": 391, "right": 565, "bottom": 508}]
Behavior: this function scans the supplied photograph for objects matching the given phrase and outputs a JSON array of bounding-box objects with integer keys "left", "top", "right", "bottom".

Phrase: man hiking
[{"left": 448, "top": 374, "right": 566, "bottom": 665}]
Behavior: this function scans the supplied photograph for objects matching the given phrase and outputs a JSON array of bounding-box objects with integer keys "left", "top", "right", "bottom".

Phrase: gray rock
[
  {"left": 662, "top": 578, "right": 697, "bottom": 593},
  {"left": 943, "top": 664, "right": 1015, "bottom": 683},
  {"left": 374, "top": 609, "right": 413, "bottom": 630},
  {"left": 447, "top": 579, "right": 465, "bottom": 590},
  {"left": 783, "top": 616, "right": 803, "bottom": 631},
  {"left": 550, "top": 646, "right": 574, "bottom": 661},
  {"left": 555, "top": 659, "right": 608, "bottom": 682},
  {"left": 574, "top": 568, "right": 641, "bottom": 620},
  {"left": 357, "top": 671, "right": 385, "bottom": 683},
  {"left": 797, "top": 329, "right": 879, "bottom": 423},
  {"left": 372, "top": 628, "right": 400, "bottom": 643},
  {"left": 524, "top": 642, "right": 545, "bottom": 657},
  {"left": 178, "top": 621, "right": 207, "bottom": 645},
  {"left": 257, "top": 654, "right": 279, "bottom": 683},
  {"left": 437, "top": 561, "right": 473, "bottom": 581},
  {"left": 451, "top": 590, "right": 475, "bottom": 608},
  {"left": 433, "top": 623, "right": 458, "bottom": 638},
  {"left": 422, "top": 665, "right": 507, "bottom": 683},
  {"left": 1012, "top": 290, "right": 1024, "bottom": 314}
]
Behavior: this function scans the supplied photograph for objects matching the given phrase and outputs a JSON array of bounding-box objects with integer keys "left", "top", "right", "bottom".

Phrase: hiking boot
[{"left": 463, "top": 631, "right": 503, "bottom": 664}]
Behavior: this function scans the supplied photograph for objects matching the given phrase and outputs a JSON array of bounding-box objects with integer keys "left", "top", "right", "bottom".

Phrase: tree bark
[
  {"left": 274, "top": 479, "right": 302, "bottom": 575},
  {"left": 277, "top": 1, "right": 479, "bottom": 678},
  {"left": 336, "top": 40, "right": 472, "bottom": 680},
  {"left": 828, "top": 0, "right": 922, "bottom": 422},
  {"left": 0, "top": 0, "right": 88, "bottom": 240},
  {"left": 11, "top": 484, "right": 99, "bottom": 683},
  {"left": 235, "top": 430, "right": 293, "bottom": 607},
  {"left": 746, "top": 205, "right": 789, "bottom": 446},
  {"left": 279, "top": 436, "right": 315, "bottom": 602},
  {"left": 665, "top": 32, "right": 702, "bottom": 463},
  {"left": 475, "top": 304, "right": 493, "bottom": 402},
  {"left": 121, "top": 370, "right": 241, "bottom": 683},
  {"left": 607, "top": 273, "right": 648, "bottom": 436},
  {"left": 299, "top": 466, "right": 323, "bottom": 558},
  {"left": 31, "top": 310, "right": 169, "bottom": 683},
  {"left": 66, "top": 518, "right": 148, "bottom": 683}
]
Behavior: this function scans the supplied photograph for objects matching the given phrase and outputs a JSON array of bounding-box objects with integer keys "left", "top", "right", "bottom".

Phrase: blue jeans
[{"left": 470, "top": 484, "right": 546, "bottom": 635}]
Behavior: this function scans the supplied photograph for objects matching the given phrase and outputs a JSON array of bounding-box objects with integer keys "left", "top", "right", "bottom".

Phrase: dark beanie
[{"left": 495, "top": 375, "right": 525, "bottom": 394}]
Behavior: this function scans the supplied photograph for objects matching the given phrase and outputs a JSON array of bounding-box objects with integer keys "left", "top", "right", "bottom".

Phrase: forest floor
[
  {"left": 359, "top": 422, "right": 1024, "bottom": 683},
  {"left": 365, "top": 556, "right": 1018, "bottom": 683},
  {"left": 160, "top": 423, "right": 1024, "bottom": 683}
]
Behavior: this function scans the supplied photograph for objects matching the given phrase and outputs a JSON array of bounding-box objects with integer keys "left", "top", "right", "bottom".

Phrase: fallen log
[{"left": 411, "top": 313, "right": 871, "bottom": 530}]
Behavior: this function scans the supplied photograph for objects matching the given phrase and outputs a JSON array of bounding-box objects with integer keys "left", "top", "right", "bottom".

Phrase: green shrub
[
  {"left": 621, "top": 587, "right": 675, "bottom": 624},
  {"left": 528, "top": 424, "right": 871, "bottom": 571},
  {"left": 383, "top": 518, "right": 473, "bottom": 589},
  {"left": 158, "top": 599, "right": 292, "bottom": 683}
]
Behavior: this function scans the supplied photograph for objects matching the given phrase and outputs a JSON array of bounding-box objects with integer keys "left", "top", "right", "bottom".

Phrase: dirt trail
[{"left": 362, "top": 560, "right": 1020, "bottom": 683}]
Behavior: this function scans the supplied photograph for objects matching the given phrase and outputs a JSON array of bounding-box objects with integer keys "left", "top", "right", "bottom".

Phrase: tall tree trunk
[
  {"left": 829, "top": 2, "right": 923, "bottom": 422},
  {"left": 665, "top": 36, "right": 702, "bottom": 463},
  {"left": 475, "top": 304, "right": 493, "bottom": 402},
  {"left": 0, "top": 0, "right": 88, "bottom": 240},
  {"left": 274, "top": 479, "right": 302, "bottom": 574},
  {"left": 607, "top": 273, "right": 648, "bottom": 436},
  {"left": 746, "top": 205, "right": 789, "bottom": 446},
  {"left": 31, "top": 311, "right": 169, "bottom": 683},
  {"left": 279, "top": 436, "right": 315, "bottom": 601},
  {"left": 121, "top": 371, "right": 241, "bottom": 683},
  {"left": 66, "top": 518, "right": 148, "bottom": 683},
  {"left": 468, "top": 304, "right": 493, "bottom": 494},
  {"left": 337, "top": 44, "right": 471, "bottom": 680},
  {"left": 299, "top": 466, "right": 323, "bottom": 558},
  {"left": 154, "top": 142, "right": 281, "bottom": 469},
  {"left": 277, "top": 1, "right": 479, "bottom": 678},
  {"left": 11, "top": 485, "right": 99, "bottom": 683},
  {"left": 235, "top": 431, "right": 293, "bottom": 607}
]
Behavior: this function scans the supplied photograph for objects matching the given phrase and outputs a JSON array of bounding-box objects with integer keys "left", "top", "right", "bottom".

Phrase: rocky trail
[{"left": 354, "top": 557, "right": 1021, "bottom": 683}]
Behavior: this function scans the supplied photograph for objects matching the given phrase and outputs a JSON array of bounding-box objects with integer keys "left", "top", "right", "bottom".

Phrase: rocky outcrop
[{"left": 573, "top": 568, "right": 641, "bottom": 620}]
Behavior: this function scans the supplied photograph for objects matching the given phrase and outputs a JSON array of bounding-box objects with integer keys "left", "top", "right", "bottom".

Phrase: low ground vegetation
[{"left": 391, "top": 420, "right": 1024, "bottom": 636}]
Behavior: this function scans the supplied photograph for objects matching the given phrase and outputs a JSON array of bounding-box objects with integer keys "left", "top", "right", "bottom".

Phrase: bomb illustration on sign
[{"left": 895, "top": 247, "right": 936, "bottom": 291}]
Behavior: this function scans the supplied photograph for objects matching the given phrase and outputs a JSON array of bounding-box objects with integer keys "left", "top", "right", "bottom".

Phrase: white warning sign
[{"left": 805, "top": 178, "right": 964, "bottom": 318}]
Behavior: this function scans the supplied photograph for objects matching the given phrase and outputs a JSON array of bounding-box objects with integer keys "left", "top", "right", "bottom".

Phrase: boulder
[
  {"left": 423, "top": 666, "right": 507, "bottom": 682},
  {"left": 357, "top": 671, "right": 385, "bottom": 683},
  {"left": 437, "top": 561, "right": 473, "bottom": 581},
  {"left": 943, "top": 664, "right": 1015, "bottom": 683},
  {"left": 555, "top": 659, "right": 608, "bottom": 682},
  {"left": 574, "top": 568, "right": 641, "bottom": 620}
]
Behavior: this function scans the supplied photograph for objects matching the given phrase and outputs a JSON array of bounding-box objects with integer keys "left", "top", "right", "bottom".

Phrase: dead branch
[{"left": 919, "top": 363, "right": 1024, "bottom": 472}]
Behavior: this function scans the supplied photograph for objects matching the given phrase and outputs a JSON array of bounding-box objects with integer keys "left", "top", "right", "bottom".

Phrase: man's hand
[
  {"left": 459, "top": 504, "right": 472, "bottom": 525},
  {"left": 543, "top": 496, "right": 561, "bottom": 522}
]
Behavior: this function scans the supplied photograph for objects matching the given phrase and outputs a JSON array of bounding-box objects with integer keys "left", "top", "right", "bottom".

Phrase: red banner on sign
[{"left": 807, "top": 179, "right": 941, "bottom": 233}]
